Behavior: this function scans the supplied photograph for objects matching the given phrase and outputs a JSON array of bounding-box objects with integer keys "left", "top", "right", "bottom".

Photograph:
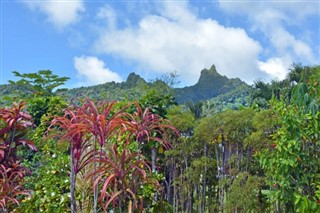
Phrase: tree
[
  {"left": 9, "top": 70, "right": 69, "bottom": 96},
  {"left": 160, "top": 71, "right": 181, "bottom": 88},
  {"left": 8, "top": 70, "right": 69, "bottom": 126},
  {"left": 225, "top": 172, "right": 265, "bottom": 212},
  {"left": 139, "top": 88, "right": 176, "bottom": 118},
  {"left": 260, "top": 69, "right": 320, "bottom": 212},
  {"left": 186, "top": 101, "right": 203, "bottom": 119}
]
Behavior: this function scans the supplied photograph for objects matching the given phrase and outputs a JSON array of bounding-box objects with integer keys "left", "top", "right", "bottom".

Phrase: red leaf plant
[
  {"left": 49, "top": 98, "right": 129, "bottom": 212},
  {"left": 0, "top": 102, "right": 36, "bottom": 211},
  {"left": 124, "top": 103, "right": 180, "bottom": 171},
  {"left": 91, "top": 145, "right": 159, "bottom": 213},
  {"left": 0, "top": 165, "right": 30, "bottom": 210},
  {"left": 49, "top": 98, "right": 179, "bottom": 212},
  {"left": 49, "top": 106, "right": 89, "bottom": 213},
  {"left": 125, "top": 103, "right": 179, "bottom": 147}
]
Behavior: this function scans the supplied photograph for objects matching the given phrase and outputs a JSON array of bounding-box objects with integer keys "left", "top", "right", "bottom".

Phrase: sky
[{"left": 1, "top": 0, "right": 319, "bottom": 88}]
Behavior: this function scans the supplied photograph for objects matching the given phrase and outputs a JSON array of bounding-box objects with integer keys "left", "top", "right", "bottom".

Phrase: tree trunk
[
  {"left": 215, "top": 144, "right": 220, "bottom": 177},
  {"left": 222, "top": 140, "right": 226, "bottom": 175},
  {"left": 180, "top": 167, "right": 185, "bottom": 212},
  {"left": 128, "top": 202, "right": 132, "bottom": 213},
  {"left": 151, "top": 147, "right": 157, "bottom": 173},
  {"left": 208, "top": 185, "right": 212, "bottom": 213},
  {"left": 93, "top": 141, "right": 98, "bottom": 213},
  {"left": 190, "top": 185, "right": 193, "bottom": 213},
  {"left": 167, "top": 159, "right": 174, "bottom": 204},
  {"left": 219, "top": 180, "right": 224, "bottom": 212},
  {"left": 70, "top": 143, "right": 76, "bottom": 213},
  {"left": 202, "top": 143, "right": 207, "bottom": 212},
  {"left": 196, "top": 185, "right": 200, "bottom": 213},
  {"left": 173, "top": 160, "right": 177, "bottom": 213}
]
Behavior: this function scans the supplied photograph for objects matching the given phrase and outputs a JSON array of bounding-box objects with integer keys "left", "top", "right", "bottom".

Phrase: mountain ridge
[
  {"left": 0, "top": 65, "right": 250, "bottom": 106},
  {"left": 173, "top": 65, "right": 248, "bottom": 103}
]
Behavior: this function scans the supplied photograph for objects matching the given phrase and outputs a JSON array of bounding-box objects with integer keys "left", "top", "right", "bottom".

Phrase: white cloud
[
  {"left": 97, "top": 5, "right": 117, "bottom": 30},
  {"left": 94, "top": 2, "right": 265, "bottom": 85},
  {"left": 24, "top": 0, "right": 85, "bottom": 29},
  {"left": 219, "top": 1, "right": 318, "bottom": 19},
  {"left": 159, "top": 1, "right": 196, "bottom": 24},
  {"left": 74, "top": 56, "right": 122, "bottom": 86},
  {"left": 218, "top": 0, "right": 319, "bottom": 71},
  {"left": 258, "top": 57, "right": 291, "bottom": 81},
  {"left": 269, "top": 27, "right": 315, "bottom": 62}
]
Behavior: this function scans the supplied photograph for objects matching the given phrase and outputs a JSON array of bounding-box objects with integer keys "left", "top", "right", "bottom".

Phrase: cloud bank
[
  {"left": 23, "top": 0, "right": 319, "bottom": 86},
  {"left": 219, "top": 0, "right": 319, "bottom": 81},
  {"left": 94, "top": 2, "right": 267, "bottom": 85},
  {"left": 24, "top": 0, "right": 85, "bottom": 29},
  {"left": 74, "top": 56, "right": 122, "bottom": 86}
]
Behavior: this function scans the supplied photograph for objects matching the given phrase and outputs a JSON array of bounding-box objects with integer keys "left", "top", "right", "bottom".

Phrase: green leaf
[{"left": 261, "top": 189, "right": 273, "bottom": 196}]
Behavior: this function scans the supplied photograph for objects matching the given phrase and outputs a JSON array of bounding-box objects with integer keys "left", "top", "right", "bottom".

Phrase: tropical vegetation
[{"left": 0, "top": 64, "right": 319, "bottom": 212}]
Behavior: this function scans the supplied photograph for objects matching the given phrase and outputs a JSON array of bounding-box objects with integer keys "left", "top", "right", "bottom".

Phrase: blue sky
[{"left": 1, "top": 0, "right": 319, "bottom": 88}]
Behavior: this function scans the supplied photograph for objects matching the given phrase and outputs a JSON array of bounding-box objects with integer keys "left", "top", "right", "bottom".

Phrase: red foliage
[
  {"left": 0, "top": 165, "right": 30, "bottom": 209},
  {"left": 49, "top": 98, "right": 179, "bottom": 212},
  {"left": 49, "top": 98, "right": 128, "bottom": 174},
  {"left": 0, "top": 102, "right": 36, "bottom": 210},
  {"left": 91, "top": 145, "right": 159, "bottom": 212},
  {"left": 124, "top": 103, "right": 180, "bottom": 150}
]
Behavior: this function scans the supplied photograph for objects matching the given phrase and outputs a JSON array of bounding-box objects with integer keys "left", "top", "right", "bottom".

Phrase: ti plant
[
  {"left": 0, "top": 101, "right": 37, "bottom": 211},
  {"left": 92, "top": 144, "right": 159, "bottom": 212},
  {"left": 125, "top": 103, "right": 180, "bottom": 172},
  {"left": 49, "top": 98, "right": 179, "bottom": 213},
  {"left": 49, "top": 98, "right": 128, "bottom": 213}
]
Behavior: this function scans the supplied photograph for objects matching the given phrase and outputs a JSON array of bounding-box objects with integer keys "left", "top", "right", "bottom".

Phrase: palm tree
[{"left": 186, "top": 101, "right": 203, "bottom": 119}]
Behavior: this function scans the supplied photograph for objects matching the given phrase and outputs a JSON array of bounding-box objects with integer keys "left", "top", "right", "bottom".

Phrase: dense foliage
[{"left": 0, "top": 64, "right": 319, "bottom": 212}]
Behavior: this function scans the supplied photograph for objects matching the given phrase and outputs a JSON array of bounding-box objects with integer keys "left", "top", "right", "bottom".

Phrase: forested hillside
[
  {"left": 0, "top": 65, "right": 250, "bottom": 108},
  {"left": 1, "top": 64, "right": 319, "bottom": 213},
  {"left": 57, "top": 65, "right": 250, "bottom": 106},
  {"left": 57, "top": 72, "right": 152, "bottom": 102}
]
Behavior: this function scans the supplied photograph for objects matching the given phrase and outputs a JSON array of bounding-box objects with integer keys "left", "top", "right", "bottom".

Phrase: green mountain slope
[
  {"left": 174, "top": 65, "right": 248, "bottom": 103},
  {"left": 0, "top": 84, "right": 32, "bottom": 106},
  {"left": 1, "top": 65, "right": 251, "bottom": 107},
  {"left": 56, "top": 72, "right": 151, "bottom": 101},
  {"left": 206, "top": 83, "right": 251, "bottom": 113}
]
